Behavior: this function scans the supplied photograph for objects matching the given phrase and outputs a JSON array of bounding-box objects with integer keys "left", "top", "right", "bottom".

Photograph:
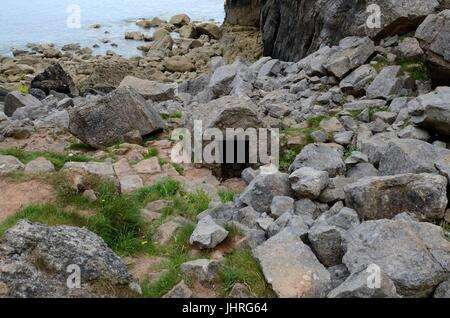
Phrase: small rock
[
  {"left": 133, "top": 157, "right": 161, "bottom": 175},
  {"left": 289, "top": 143, "right": 345, "bottom": 177},
  {"left": 190, "top": 215, "right": 228, "bottom": 249},
  {"left": 82, "top": 189, "right": 97, "bottom": 203},
  {"left": 119, "top": 175, "right": 143, "bottom": 193},
  {"left": 24, "top": 157, "right": 55, "bottom": 173},
  {"left": 228, "top": 283, "right": 250, "bottom": 298},
  {"left": 270, "top": 196, "right": 294, "bottom": 218},
  {"left": 180, "top": 259, "right": 220, "bottom": 284},
  {"left": 0, "top": 155, "right": 24, "bottom": 174},
  {"left": 153, "top": 218, "right": 187, "bottom": 245},
  {"left": 289, "top": 167, "right": 329, "bottom": 199},
  {"left": 163, "top": 281, "right": 192, "bottom": 298}
]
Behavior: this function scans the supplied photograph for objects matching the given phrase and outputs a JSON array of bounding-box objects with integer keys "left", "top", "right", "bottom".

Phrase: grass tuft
[
  {"left": 218, "top": 189, "right": 238, "bottom": 203},
  {"left": 219, "top": 249, "right": 275, "bottom": 298},
  {"left": 0, "top": 148, "right": 95, "bottom": 170}
]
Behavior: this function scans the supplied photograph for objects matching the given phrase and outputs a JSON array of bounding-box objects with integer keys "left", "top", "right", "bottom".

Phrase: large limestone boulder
[
  {"left": 4, "top": 91, "right": 42, "bottom": 117},
  {"left": 289, "top": 167, "right": 329, "bottom": 199},
  {"left": 378, "top": 138, "right": 450, "bottom": 175},
  {"left": 409, "top": 87, "right": 450, "bottom": 135},
  {"left": 163, "top": 56, "right": 196, "bottom": 73},
  {"left": 78, "top": 60, "right": 132, "bottom": 95},
  {"left": 186, "top": 96, "right": 262, "bottom": 133},
  {"left": 0, "top": 221, "right": 136, "bottom": 298},
  {"left": 254, "top": 229, "right": 332, "bottom": 298},
  {"left": 208, "top": 58, "right": 250, "bottom": 97},
  {"left": 196, "top": 23, "right": 221, "bottom": 40},
  {"left": 343, "top": 219, "right": 450, "bottom": 297},
  {"left": 366, "top": 65, "right": 405, "bottom": 100},
  {"left": 30, "top": 63, "right": 78, "bottom": 96},
  {"left": 119, "top": 76, "right": 175, "bottom": 102},
  {"left": 308, "top": 206, "right": 360, "bottom": 267},
  {"left": 169, "top": 14, "right": 191, "bottom": 27},
  {"left": 415, "top": 10, "right": 450, "bottom": 85},
  {"left": 289, "top": 143, "right": 345, "bottom": 177},
  {"left": 344, "top": 173, "right": 448, "bottom": 221},
  {"left": 68, "top": 87, "right": 164, "bottom": 149},
  {"left": 324, "top": 37, "right": 375, "bottom": 79},
  {"left": 340, "top": 64, "right": 377, "bottom": 97}
]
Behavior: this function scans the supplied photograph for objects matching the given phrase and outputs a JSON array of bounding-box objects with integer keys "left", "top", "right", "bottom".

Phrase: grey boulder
[
  {"left": 0, "top": 220, "right": 134, "bottom": 298},
  {"left": 409, "top": 87, "right": 450, "bottom": 136},
  {"left": 328, "top": 266, "right": 400, "bottom": 298},
  {"left": 180, "top": 259, "right": 220, "bottom": 284},
  {"left": 0, "top": 155, "right": 24, "bottom": 174},
  {"left": 289, "top": 167, "right": 329, "bottom": 199},
  {"left": 378, "top": 138, "right": 450, "bottom": 175},
  {"left": 415, "top": 10, "right": 450, "bottom": 85},
  {"left": 119, "top": 76, "right": 175, "bottom": 102},
  {"left": 240, "top": 172, "right": 292, "bottom": 213},
  {"left": 343, "top": 219, "right": 450, "bottom": 298},
  {"left": 4, "top": 91, "right": 42, "bottom": 117},
  {"left": 289, "top": 143, "right": 345, "bottom": 177},
  {"left": 68, "top": 87, "right": 164, "bottom": 148},
  {"left": 366, "top": 65, "right": 405, "bottom": 100},
  {"left": 344, "top": 173, "right": 447, "bottom": 221},
  {"left": 254, "top": 229, "right": 331, "bottom": 298},
  {"left": 190, "top": 215, "right": 228, "bottom": 249}
]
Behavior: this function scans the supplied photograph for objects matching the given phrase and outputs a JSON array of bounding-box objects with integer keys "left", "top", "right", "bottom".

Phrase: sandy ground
[{"left": 0, "top": 179, "right": 56, "bottom": 223}]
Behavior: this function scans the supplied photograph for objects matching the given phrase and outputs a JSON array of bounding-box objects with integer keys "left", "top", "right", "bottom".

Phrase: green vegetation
[
  {"left": 219, "top": 249, "right": 275, "bottom": 298},
  {"left": 144, "top": 148, "right": 159, "bottom": 159},
  {"left": 141, "top": 223, "right": 195, "bottom": 297},
  {"left": 0, "top": 170, "right": 271, "bottom": 297},
  {"left": 397, "top": 60, "right": 428, "bottom": 81},
  {"left": 218, "top": 189, "right": 238, "bottom": 203},
  {"left": 371, "top": 60, "right": 428, "bottom": 81},
  {"left": 68, "top": 142, "right": 93, "bottom": 151},
  {"left": 368, "top": 106, "right": 388, "bottom": 122},
  {"left": 0, "top": 148, "right": 95, "bottom": 170},
  {"left": 343, "top": 145, "right": 359, "bottom": 160},
  {"left": 278, "top": 115, "right": 331, "bottom": 172},
  {"left": 279, "top": 147, "right": 301, "bottom": 172},
  {"left": 161, "top": 111, "right": 183, "bottom": 121},
  {"left": 170, "top": 162, "right": 184, "bottom": 175},
  {"left": 348, "top": 106, "right": 388, "bottom": 122},
  {"left": 16, "top": 83, "right": 29, "bottom": 94},
  {"left": 0, "top": 203, "right": 85, "bottom": 238}
]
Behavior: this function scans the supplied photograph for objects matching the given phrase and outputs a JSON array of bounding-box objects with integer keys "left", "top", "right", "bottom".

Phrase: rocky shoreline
[{"left": 0, "top": 4, "right": 450, "bottom": 299}]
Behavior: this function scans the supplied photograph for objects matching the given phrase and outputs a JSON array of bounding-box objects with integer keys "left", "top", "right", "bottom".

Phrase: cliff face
[
  {"left": 261, "top": 0, "right": 367, "bottom": 62},
  {"left": 225, "top": 0, "right": 448, "bottom": 62},
  {"left": 224, "top": 0, "right": 263, "bottom": 27}
]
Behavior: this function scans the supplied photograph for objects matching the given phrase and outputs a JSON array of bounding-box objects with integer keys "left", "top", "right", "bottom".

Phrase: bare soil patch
[{"left": 0, "top": 179, "right": 56, "bottom": 223}]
